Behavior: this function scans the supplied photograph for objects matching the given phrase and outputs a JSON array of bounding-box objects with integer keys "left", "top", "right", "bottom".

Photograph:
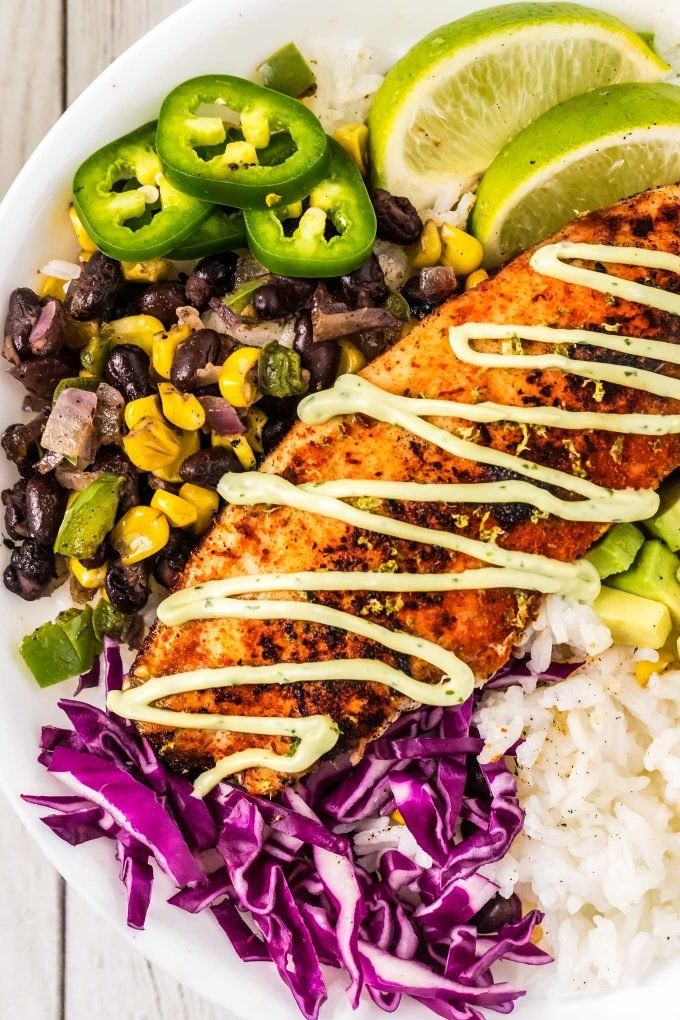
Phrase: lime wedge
[
  {"left": 368, "top": 2, "right": 668, "bottom": 210},
  {"left": 471, "top": 82, "right": 680, "bottom": 266}
]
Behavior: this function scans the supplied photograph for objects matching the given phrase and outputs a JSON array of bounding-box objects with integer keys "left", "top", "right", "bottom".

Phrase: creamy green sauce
[{"left": 109, "top": 243, "right": 680, "bottom": 796}]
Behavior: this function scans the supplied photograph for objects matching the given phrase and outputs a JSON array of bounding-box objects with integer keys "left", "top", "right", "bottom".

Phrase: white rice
[
  {"left": 303, "top": 40, "right": 385, "bottom": 135},
  {"left": 476, "top": 642, "right": 680, "bottom": 995}
]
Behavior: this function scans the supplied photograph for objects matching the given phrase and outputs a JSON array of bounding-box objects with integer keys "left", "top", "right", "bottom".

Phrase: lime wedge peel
[
  {"left": 471, "top": 82, "right": 680, "bottom": 267},
  {"left": 368, "top": 2, "right": 669, "bottom": 211}
]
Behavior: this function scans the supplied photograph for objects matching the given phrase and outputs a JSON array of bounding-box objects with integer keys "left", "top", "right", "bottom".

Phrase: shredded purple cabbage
[{"left": 25, "top": 643, "right": 551, "bottom": 1019}]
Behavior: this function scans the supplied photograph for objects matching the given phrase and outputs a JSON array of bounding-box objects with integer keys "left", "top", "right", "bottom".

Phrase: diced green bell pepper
[
  {"left": 73, "top": 122, "right": 213, "bottom": 261},
  {"left": 92, "top": 598, "right": 128, "bottom": 641},
  {"left": 156, "top": 75, "right": 329, "bottom": 207},
  {"left": 80, "top": 330, "right": 110, "bottom": 377},
  {"left": 20, "top": 606, "right": 102, "bottom": 687},
  {"left": 257, "top": 43, "right": 317, "bottom": 98},
  {"left": 54, "top": 472, "right": 123, "bottom": 559},
  {"left": 244, "top": 138, "right": 377, "bottom": 277}
]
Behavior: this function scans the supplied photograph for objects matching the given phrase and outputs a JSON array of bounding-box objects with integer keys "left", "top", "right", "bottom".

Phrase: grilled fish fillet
[{"left": 132, "top": 185, "right": 680, "bottom": 796}]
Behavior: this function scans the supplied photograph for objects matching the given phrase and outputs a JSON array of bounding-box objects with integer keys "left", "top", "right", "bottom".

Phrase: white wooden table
[{"left": 0, "top": 3, "right": 234, "bottom": 1016}]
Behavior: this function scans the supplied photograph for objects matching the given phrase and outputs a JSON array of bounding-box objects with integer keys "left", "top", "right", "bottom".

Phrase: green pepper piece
[
  {"left": 80, "top": 330, "right": 110, "bottom": 377},
  {"left": 258, "top": 342, "right": 307, "bottom": 398},
  {"left": 92, "top": 598, "right": 128, "bottom": 641},
  {"left": 169, "top": 208, "right": 246, "bottom": 260},
  {"left": 54, "top": 473, "right": 123, "bottom": 559},
  {"left": 73, "top": 122, "right": 213, "bottom": 261},
  {"left": 20, "top": 606, "right": 101, "bottom": 687},
  {"left": 52, "top": 376, "right": 101, "bottom": 404},
  {"left": 244, "top": 138, "right": 377, "bottom": 277},
  {"left": 223, "top": 275, "right": 273, "bottom": 314},
  {"left": 156, "top": 76, "right": 329, "bottom": 207},
  {"left": 257, "top": 43, "right": 317, "bottom": 99},
  {"left": 384, "top": 291, "right": 410, "bottom": 322}
]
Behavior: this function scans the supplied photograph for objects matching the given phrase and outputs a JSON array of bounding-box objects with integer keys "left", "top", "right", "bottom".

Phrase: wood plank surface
[{"left": 0, "top": 3, "right": 234, "bottom": 1016}]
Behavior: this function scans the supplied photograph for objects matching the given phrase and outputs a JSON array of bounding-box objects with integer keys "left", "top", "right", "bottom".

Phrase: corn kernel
[
  {"left": 111, "top": 506, "right": 170, "bottom": 565},
  {"left": 530, "top": 924, "right": 544, "bottom": 946},
  {"left": 39, "top": 276, "right": 67, "bottom": 301},
  {"left": 150, "top": 489, "right": 198, "bottom": 529},
  {"left": 158, "top": 382, "right": 205, "bottom": 431},
  {"left": 240, "top": 108, "right": 271, "bottom": 149},
  {"left": 79, "top": 250, "right": 94, "bottom": 263},
  {"left": 390, "top": 809, "right": 405, "bottom": 825},
  {"left": 465, "top": 268, "right": 489, "bottom": 291},
  {"left": 219, "top": 347, "right": 261, "bottom": 407},
  {"left": 152, "top": 323, "right": 192, "bottom": 379},
  {"left": 337, "top": 337, "right": 366, "bottom": 376},
  {"left": 152, "top": 428, "right": 200, "bottom": 484},
  {"left": 409, "top": 219, "right": 442, "bottom": 269},
  {"left": 245, "top": 406, "right": 268, "bottom": 454},
  {"left": 212, "top": 432, "right": 257, "bottom": 470},
  {"left": 123, "top": 416, "right": 181, "bottom": 472},
  {"left": 440, "top": 225, "right": 484, "bottom": 276},
  {"left": 635, "top": 649, "right": 674, "bottom": 687},
  {"left": 223, "top": 141, "right": 259, "bottom": 168},
  {"left": 69, "top": 557, "right": 108, "bottom": 589},
  {"left": 69, "top": 205, "right": 97, "bottom": 252},
  {"left": 121, "top": 259, "right": 172, "bottom": 283},
  {"left": 107, "top": 314, "right": 164, "bottom": 357},
  {"left": 125, "top": 394, "right": 162, "bottom": 431},
  {"left": 179, "top": 483, "right": 219, "bottom": 535},
  {"left": 333, "top": 124, "right": 369, "bottom": 176}
]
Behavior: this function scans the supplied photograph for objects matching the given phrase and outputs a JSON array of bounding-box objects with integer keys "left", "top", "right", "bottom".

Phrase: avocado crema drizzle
[{"left": 108, "top": 242, "right": 680, "bottom": 797}]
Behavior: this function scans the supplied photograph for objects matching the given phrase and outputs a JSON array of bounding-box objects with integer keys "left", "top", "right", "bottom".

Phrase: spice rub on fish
[{"left": 130, "top": 184, "right": 680, "bottom": 796}]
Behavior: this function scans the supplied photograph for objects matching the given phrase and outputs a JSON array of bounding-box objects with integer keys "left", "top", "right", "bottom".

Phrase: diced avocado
[
  {"left": 585, "top": 524, "right": 645, "bottom": 579},
  {"left": 608, "top": 539, "right": 680, "bottom": 626},
  {"left": 20, "top": 606, "right": 101, "bottom": 687},
  {"left": 644, "top": 477, "right": 680, "bottom": 552},
  {"left": 54, "top": 472, "right": 122, "bottom": 559},
  {"left": 594, "top": 587, "right": 671, "bottom": 649}
]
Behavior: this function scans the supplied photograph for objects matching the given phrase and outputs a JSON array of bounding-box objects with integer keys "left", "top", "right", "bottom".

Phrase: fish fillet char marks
[{"left": 131, "top": 185, "right": 680, "bottom": 796}]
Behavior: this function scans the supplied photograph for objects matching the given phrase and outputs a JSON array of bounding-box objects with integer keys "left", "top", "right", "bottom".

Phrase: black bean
[
  {"left": 262, "top": 416, "right": 292, "bottom": 453},
  {"left": 293, "top": 313, "right": 339, "bottom": 392},
  {"left": 105, "top": 560, "right": 149, "bottom": 614},
  {"left": 94, "top": 447, "right": 139, "bottom": 515},
  {"left": 2, "top": 414, "right": 46, "bottom": 466},
  {"left": 65, "top": 251, "right": 123, "bottom": 321},
  {"left": 340, "top": 255, "right": 388, "bottom": 309},
  {"left": 24, "top": 474, "right": 65, "bottom": 544},
  {"left": 401, "top": 268, "right": 458, "bottom": 318},
  {"left": 471, "top": 893, "right": 522, "bottom": 935},
  {"left": 28, "top": 299, "right": 66, "bottom": 357},
  {"left": 139, "top": 280, "right": 188, "bottom": 328},
  {"left": 371, "top": 188, "right": 423, "bottom": 245},
  {"left": 465, "top": 759, "right": 488, "bottom": 799},
  {"left": 185, "top": 253, "right": 238, "bottom": 310},
  {"left": 152, "top": 529, "right": 196, "bottom": 590},
  {"left": 2, "top": 479, "right": 28, "bottom": 540},
  {"left": 179, "top": 447, "right": 241, "bottom": 489},
  {"left": 253, "top": 277, "right": 314, "bottom": 319},
  {"left": 104, "top": 344, "right": 152, "bottom": 403},
  {"left": 80, "top": 542, "right": 108, "bottom": 569},
  {"left": 356, "top": 326, "right": 400, "bottom": 363},
  {"left": 12, "top": 356, "right": 75, "bottom": 399},
  {"left": 3, "top": 539, "right": 57, "bottom": 600},
  {"left": 170, "top": 328, "right": 221, "bottom": 392},
  {"left": 3, "top": 288, "right": 42, "bottom": 363},
  {"left": 110, "top": 281, "right": 145, "bottom": 319}
]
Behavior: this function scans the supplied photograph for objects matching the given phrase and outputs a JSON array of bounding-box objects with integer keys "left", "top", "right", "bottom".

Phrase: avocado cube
[
  {"left": 594, "top": 587, "right": 671, "bottom": 649},
  {"left": 608, "top": 539, "right": 680, "bottom": 626},
  {"left": 645, "top": 478, "right": 680, "bottom": 552},
  {"left": 585, "top": 523, "right": 644, "bottom": 579}
]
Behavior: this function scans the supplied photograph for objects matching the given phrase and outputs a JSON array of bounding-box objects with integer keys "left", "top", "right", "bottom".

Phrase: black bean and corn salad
[{"left": 2, "top": 42, "right": 488, "bottom": 686}]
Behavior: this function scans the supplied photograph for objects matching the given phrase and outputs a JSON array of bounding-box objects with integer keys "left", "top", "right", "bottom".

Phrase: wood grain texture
[
  {"left": 0, "top": 2, "right": 233, "bottom": 1016},
  {"left": 0, "top": 0, "right": 64, "bottom": 196}
]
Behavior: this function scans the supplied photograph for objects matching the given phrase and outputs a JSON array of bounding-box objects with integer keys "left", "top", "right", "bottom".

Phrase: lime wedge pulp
[
  {"left": 368, "top": 2, "right": 668, "bottom": 210},
  {"left": 471, "top": 82, "right": 680, "bottom": 266}
]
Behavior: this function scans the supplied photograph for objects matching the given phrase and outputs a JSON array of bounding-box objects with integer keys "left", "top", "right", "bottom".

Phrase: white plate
[{"left": 0, "top": 0, "right": 678, "bottom": 1016}]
